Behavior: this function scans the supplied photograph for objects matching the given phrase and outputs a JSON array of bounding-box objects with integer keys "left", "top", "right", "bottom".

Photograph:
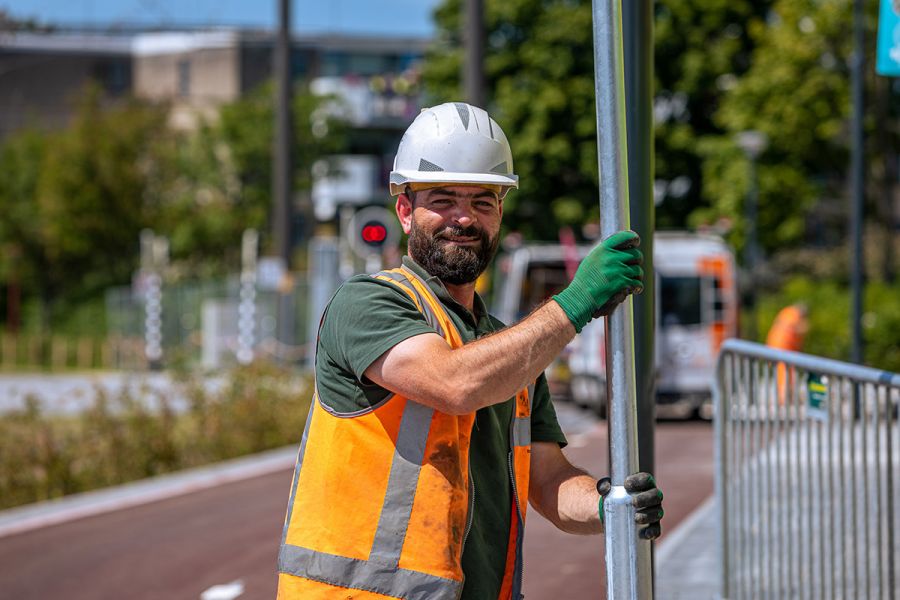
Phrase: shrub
[
  {"left": 754, "top": 276, "right": 900, "bottom": 373},
  {"left": 0, "top": 362, "right": 311, "bottom": 510}
]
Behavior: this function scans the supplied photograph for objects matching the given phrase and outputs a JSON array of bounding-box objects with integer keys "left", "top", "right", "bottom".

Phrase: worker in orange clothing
[
  {"left": 766, "top": 303, "right": 809, "bottom": 401},
  {"left": 276, "top": 103, "right": 664, "bottom": 600}
]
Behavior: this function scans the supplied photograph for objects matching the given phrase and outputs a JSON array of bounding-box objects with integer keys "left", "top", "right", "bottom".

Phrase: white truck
[{"left": 491, "top": 231, "right": 738, "bottom": 419}]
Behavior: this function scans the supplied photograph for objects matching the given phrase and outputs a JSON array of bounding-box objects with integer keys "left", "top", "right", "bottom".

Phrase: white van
[{"left": 491, "top": 232, "right": 738, "bottom": 419}]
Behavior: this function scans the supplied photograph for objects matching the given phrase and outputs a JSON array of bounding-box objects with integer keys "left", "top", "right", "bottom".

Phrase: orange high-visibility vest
[
  {"left": 765, "top": 305, "right": 806, "bottom": 352},
  {"left": 277, "top": 266, "right": 533, "bottom": 600}
]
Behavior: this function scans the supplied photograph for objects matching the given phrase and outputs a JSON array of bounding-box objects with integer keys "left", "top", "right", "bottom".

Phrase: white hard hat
[{"left": 389, "top": 102, "right": 518, "bottom": 198}]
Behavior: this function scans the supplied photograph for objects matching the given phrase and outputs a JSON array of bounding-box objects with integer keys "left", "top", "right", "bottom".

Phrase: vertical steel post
[
  {"left": 850, "top": 0, "right": 865, "bottom": 364},
  {"left": 622, "top": 0, "right": 655, "bottom": 478},
  {"left": 592, "top": 1, "right": 653, "bottom": 598}
]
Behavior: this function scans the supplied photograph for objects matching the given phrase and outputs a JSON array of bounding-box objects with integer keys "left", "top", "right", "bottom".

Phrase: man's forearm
[
  {"left": 367, "top": 300, "right": 577, "bottom": 415},
  {"left": 445, "top": 300, "right": 575, "bottom": 412}
]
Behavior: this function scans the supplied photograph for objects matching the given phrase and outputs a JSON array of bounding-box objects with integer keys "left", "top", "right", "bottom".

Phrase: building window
[{"left": 178, "top": 59, "right": 191, "bottom": 97}]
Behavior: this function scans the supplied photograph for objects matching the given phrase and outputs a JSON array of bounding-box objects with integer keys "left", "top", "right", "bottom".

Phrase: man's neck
[{"left": 442, "top": 281, "right": 476, "bottom": 313}]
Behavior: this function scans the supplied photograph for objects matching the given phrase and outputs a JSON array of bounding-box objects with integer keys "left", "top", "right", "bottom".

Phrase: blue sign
[{"left": 877, "top": 0, "right": 900, "bottom": 76}]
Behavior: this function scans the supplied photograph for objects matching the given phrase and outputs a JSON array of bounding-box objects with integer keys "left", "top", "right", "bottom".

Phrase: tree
[
  {"left": 423, "top": 0, "right": 773, "bottom": 239},
  {"left": 694, "top": 0, "right": 859, "bottom": 257},
  {"left": 653, "top": 0, "right": 773, "bottom": 227},
  {"left": 0, "top": 87, "right": 169, "bottom": 328},
  {"left": 157, "top": 83, "right": 347, "bottom": 273}
]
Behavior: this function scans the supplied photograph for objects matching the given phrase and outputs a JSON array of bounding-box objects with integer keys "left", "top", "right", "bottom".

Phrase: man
[
  {"left": 277, "top": 102, "right": 663, "bottom": 600},
  {"left": 766, "top": 303, "right": 810, "bottom": 401}
]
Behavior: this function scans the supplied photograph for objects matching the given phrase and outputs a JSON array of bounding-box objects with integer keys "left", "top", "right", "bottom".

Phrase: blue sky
[{"left": 4, "top": 0, "right": 441, "bottom": 36}]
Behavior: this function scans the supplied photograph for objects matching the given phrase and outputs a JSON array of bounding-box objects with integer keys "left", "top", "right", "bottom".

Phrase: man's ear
[{"left": 396, "top": 193, "right": 413, "bottom": 234}]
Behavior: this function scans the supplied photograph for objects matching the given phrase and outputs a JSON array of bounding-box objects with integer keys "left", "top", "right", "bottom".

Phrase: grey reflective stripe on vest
[
  {"left": 278, "top": 269, "right": 464, "bottom": 595},
  {"left": 511, "top": 510, "right": 525, "bottom": 600},
  {"left": 511, "top": 416, "right": 530, "bottom": 447},
  {"left": 369, "top": 400, "right": 434, "bottom": 565},
  {"left": 526, "top": 383, "right": 535, "bottom": 413},
  {"left": 279, "top": 544, "right": 462, "bottom": 600}
]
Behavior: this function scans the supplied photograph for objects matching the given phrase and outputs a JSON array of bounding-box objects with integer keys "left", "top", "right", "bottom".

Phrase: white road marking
[{"left": 200, "top": 579, "right": 245, "bottom": 600}]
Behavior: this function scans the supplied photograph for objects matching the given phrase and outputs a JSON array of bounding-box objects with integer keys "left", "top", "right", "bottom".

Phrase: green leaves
[{"left": 0, "top": 81, "right": 345, "bottom": 332}]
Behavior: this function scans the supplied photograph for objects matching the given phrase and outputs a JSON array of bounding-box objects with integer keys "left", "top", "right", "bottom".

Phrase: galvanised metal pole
[
  {"left": 850, "top": 0, "right": 865, "bottom": 364},
  {"left": 591, "top": 1, "right": 653, "bottom": 598}
]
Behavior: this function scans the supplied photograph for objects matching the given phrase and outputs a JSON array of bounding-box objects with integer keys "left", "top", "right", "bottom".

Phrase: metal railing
[{"left": 715, "top": 339, "right": 900, "bottom": 600}]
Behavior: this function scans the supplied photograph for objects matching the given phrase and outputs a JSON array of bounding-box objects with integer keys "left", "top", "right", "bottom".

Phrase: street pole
[
  {"left": 736, "top": 130, "right": 767, "bottom": 342},
  {"left": 591, "top": 1, "right": 653, "bottom": 598},
  {"left": 622, "top": 0, "right": 654, "bottom": 479},
  {"left": 745, "top": 155, "right": 758, "bottom": 340},
  {"left": 274, "top": 0, "right": 295, "bottom": 350},
  {"left": 463, "top": 0, "right": 486, "bottom": 108},
  {"left": 274, "top": 0, "right": 293, "bottom": 266},
  {"left": 850, "top": 0, "right": 865, "bottom": 364}
]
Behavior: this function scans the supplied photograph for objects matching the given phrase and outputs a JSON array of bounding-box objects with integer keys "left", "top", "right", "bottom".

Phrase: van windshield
[
  {"left": 659, "top": 276, "right": 702, "bottom": 326},
  {"left": 519, "top": 261, "right": 569, "bottom": 318}
]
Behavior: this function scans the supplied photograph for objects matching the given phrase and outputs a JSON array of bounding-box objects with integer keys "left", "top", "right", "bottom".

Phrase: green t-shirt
[{"left": 315, "top": 256, "right": 567, "bottom": 600}]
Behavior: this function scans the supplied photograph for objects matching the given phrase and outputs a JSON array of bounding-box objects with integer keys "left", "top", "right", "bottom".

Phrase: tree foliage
[
  {"left": 0, "top": 83, "right": 344, "bottom": 330},
  {"left": 158, "top": 83, "right": 346, "bottom": 272},
  {"left": 695, "top": 0, "right": 860, "bottom": 255},
  {"left": 423, "top": 0, "right": 773, "bottom": 239},
  {"left": 0, "top": 88, "right": 168, "bottom": 325},
  {"left": 423, "top": 0, "right": 894, "bottom": 263}
]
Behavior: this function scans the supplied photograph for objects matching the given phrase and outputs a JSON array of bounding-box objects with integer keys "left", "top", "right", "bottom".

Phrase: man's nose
[{"left": 451, "top": 203, "right": 477, "bottom": 227}]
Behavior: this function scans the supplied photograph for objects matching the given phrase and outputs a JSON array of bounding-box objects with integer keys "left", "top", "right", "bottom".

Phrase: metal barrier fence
[
  {"left": 104, "top": 278, "right": 313, "bottom": 370},
  {"left": 715, "top": 339, "right": 900, "bottom": 600}
]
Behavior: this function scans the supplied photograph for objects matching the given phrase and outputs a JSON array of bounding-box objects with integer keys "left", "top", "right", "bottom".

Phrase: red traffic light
[{"left": 361, "top": 222, "right": 388, "bottom": 245}]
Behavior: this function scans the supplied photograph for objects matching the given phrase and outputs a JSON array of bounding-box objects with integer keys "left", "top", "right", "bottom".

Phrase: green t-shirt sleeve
[
  {"left": 530, "top": 372, "right": 568, "bottom": 447},
  {"left": 315, "top": 275, "right": 439, "bottom": 413}
]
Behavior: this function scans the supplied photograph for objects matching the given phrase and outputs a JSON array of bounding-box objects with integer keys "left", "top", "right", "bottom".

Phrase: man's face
[{"left": 398, "top": 185, "right": 502, "bottom": 285}]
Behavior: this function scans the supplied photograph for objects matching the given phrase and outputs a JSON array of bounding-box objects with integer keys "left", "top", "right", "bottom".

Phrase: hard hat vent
[
  {"left": 490, "top": 162, "right": 508, "bottom": 174},
  {"left": 418, "top": 159, "right": 445, "bottom": 172},
  {"left": 454, "top": 102, "right": 470, "bottom": 130}
]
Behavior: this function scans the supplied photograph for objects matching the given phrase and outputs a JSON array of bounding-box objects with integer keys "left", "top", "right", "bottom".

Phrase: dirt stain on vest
[{"left": 428, "top": 441, "right": 463, "bottom": 489}]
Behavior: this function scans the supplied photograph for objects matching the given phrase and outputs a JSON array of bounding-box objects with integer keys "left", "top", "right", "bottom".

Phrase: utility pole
[
  {"left": 623, "top": 0, "right": 654, "bottom": 479},
  {"left": 274, "top": 0, "right": 293, "bottom": 266},
  {"left": 274, "top": 0, "right": 295, "bottom": 350},
  {"left": 736, "top": 130, "right": 768, "bottom": 342},
  {"left": 850, "top": 0, "right": 865, "bottom": 364},
  {"left": 463, "top": 0, "right": 486, "bottom": 108}
]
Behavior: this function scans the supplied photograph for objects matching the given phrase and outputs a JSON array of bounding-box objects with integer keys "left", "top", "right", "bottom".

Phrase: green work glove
[
  {"left": 597, "top": 472, "right": 664, "bottom": 540},
  {"left": 552, "top": 230, "right": 644, "bottom": 333}
]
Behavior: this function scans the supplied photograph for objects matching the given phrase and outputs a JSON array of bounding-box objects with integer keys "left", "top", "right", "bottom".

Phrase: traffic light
[
  {"left": 361, "top": 221, "right": 388, "bottom": 246},
  {"left": 346, "top": 206, "right": 400, "bottom": 260}
]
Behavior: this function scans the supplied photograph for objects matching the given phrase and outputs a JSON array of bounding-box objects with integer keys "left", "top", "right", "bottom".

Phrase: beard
[{"left": 408, "top": 219, "right": 500, "bottom": 285}]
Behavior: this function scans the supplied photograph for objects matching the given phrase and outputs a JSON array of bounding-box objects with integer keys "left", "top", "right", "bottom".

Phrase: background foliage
[
  {"left": 0, "top": 83, "right": 344, "bottom": 333},
  {"left": 423, "top": 0, "right": 896, "bottom": 261},
  {"left": 0, "top": 362, "right": 311, "bottom": 510}
]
